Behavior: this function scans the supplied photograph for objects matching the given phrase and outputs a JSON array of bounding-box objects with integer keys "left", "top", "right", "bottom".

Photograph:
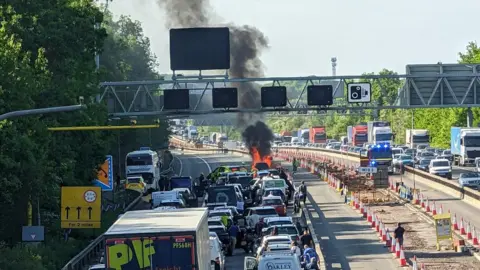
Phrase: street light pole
[{"left": 0, "top": 105, "right": 85, "bottom": 121}]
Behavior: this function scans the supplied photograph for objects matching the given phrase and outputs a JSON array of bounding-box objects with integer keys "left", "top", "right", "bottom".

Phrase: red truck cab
[
  {"left": 309, "top": 126, "right": 327, "bottom": 144},
  {"left": 352, "top": 125, "right": 368, "bottom": 147}
]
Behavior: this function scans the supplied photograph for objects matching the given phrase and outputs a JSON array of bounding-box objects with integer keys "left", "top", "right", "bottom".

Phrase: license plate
[{"left": 241, "top": 241, "right": 247, "bottom": 245}]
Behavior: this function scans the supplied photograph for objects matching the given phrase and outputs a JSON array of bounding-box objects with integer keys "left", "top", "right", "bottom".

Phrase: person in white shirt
[{"left": 290, "top": 241, "right": 302, "bottom": 260}]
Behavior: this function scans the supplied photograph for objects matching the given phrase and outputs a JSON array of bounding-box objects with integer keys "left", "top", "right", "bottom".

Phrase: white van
[{"left": 244, "top": 252, "right": 301, "bottom": 270}]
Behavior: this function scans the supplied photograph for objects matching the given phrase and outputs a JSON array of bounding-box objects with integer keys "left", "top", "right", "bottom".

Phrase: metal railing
[
  {"left": 170, "top": 136, "right": 480, "bottom": 204},
  {"left": 61, "top": 158, "right": 175, "bottom": 270}
]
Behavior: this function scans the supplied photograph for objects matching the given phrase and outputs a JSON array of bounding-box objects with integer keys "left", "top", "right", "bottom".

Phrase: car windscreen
[
  {"left": 267, "top": 221, "right": 293, "bottom": 227},
  {"left": 262, "top": 199, "right": 283, "bottom": 206},
  {"left": 263, "top": 190, "right": 284, "bottom": 197},
  {"left": 207, "top": 186, "right": 237, "bottom": 205},
  {"left": 230, "top": 176, "right": 252, "bottom": 187},
  {"left": 399, "top": 155, "right": 412, "bottom": 160},
  {"left": 208, "top": 211, "right": 229, "bottom": 218},
  {"left": 267, "top": 226, "right": 298, "bottom": 235},
  {"left": 432, "top": 161, "right": 449, "bottom": 167},
  {"left": 208, "top": 221, "right": 222, "bottom": 226},
  {"left": 460, "top": 172, "right": 480, "bottom": 179},
  {"left": 254, "top": 208, "right": 278, "bottom": 215},
  {"left": 127, "top": 178, "right": 141, "bottom": 183},
  {"left": 209, "top": 228, "right": 225, "bottom": 235}
]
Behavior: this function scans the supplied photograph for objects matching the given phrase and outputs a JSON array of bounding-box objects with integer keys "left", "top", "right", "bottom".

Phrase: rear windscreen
[
  {"left": 262, "top": 199, "right": 283, "bottom": 205},
  {"left": 207, "top": 187, "right": 237, "bottom": 205},
  {"left": 254, "top": 208, "right": 278, "bottom": 215}
]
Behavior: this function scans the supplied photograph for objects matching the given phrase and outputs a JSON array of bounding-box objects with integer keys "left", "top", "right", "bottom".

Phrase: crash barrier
[
  {"left": 61, "top": 158, "right": 175, "bottom": 270},
  {"left": 170, "top": 136, "right": 480, "bottom": 210},
  {"left": 302, "top": 206, "right": 327, "bottom": 270}
]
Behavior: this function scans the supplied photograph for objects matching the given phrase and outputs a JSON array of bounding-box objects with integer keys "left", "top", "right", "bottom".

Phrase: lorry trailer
[{"left": 104, "top": 208, "right": 210, "bottom": 270}]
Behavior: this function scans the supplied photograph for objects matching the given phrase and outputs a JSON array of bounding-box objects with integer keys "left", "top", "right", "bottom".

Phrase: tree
[{"left": 0, "top": 2, "right": 169, "bottom": 269}]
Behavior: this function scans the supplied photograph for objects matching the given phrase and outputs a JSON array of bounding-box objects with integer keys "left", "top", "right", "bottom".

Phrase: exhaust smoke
[{"left": 157, "top": 0, "right": 274, "bottom": 160}]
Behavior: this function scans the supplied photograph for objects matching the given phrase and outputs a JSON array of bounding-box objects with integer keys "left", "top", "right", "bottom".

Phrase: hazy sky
[{"left": 108, "top": 0, "right": 479, "bottom": 77}]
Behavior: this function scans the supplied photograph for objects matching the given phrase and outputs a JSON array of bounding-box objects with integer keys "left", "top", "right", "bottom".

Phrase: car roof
[
  {"left": 262, "top": 196, "right": 283, "bottom": 200},
  {"left": 266, "top": 224, "right": 295, "bottom": 228},
  {"left": 264, "top": 188, "right": 284, "bottom": 192},
  {"left": 264, "top": 217, "right": 292, "bottom": 222},
  {"left": 210, "top": 209, "right": 231, "bottom": 213},
  {"left": 264, "top": 235, "right": 291, "bottom": 241},
  {"left": 249, "top": 206, "right": 276, "bottom": 210},
  {"left": 431, "top": 159, "right": 449, "bottom": 162},
  {"left": 209, "top": 225, "right": 226, "bottom": 230}
]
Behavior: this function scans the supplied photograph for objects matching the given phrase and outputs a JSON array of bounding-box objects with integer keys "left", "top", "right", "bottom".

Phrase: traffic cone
[
  {"left": 391, "top": 237, "right": 397, "bottom": 252},
  {"left": 421, "top": 263, "right": 426, "bottom": 270},
  {"left": 439, "top": 204, "right": 443, "bottom": 214},
  {"left": 460, "top": 217, "right": 466, "bottom": 235},
  {"left": 432, "top": 201, "right": 437, "bottom": 215},
  {"left": 420, "top": 194, "right": 425, "bottom": 208},
  {"left": 453, "top": 213, "right": 459, "bottom": 230},
  {"left": 473, "top": 226, "right": 479, "bottom": 245},
  {"left": 412, "top": 255, "right": 418, "bottom": 270},
  {"left": 395, "top": 241, "right": 401, "bottom": 258},
  {"left": 363, "top": 206, "right": 368, "bottom": 218},
  {"left": 380, "top": 222, "right": 384, "bottom": 237},
  {"left": 367, "top": 209, "right": 372, "bottom": 222},
  {"left": 372, "top": 214, "right": 376, "bottom": 228},
  {"left": 467, "top": 222, "right": 472, "bottom": 240},
  {"left": 385, "top": 229, "right": 392, "bottom": 247},
  {"left": 399, "top": 247, "right": 407, "bottom": 266},
  {"left": 426, "top": 198, "right": 431, "bottom": 212},
  {"left": 381, "top": 225, "right": 386, "bottom": 241}
]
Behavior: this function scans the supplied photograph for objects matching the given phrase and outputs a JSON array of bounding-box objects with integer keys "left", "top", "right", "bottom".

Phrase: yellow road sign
[{"left": 61, "top": 186, "right": 101, "bottom": 229}]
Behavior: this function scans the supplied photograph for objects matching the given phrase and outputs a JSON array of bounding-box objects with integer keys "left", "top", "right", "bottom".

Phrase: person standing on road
[
  {"left": 299, "top": 181, "right": 307, "bottom": 205},
  {"left": 255, "top": 218, "right": 265, "bottom": 236},
  {"left": 228, "top": 222, "right": 239, "bottom": 254},
  {"left": 116, "top": 175, "right": 121, "bottom": 191},
  {"left": 290, "top": 241, "right": 302, "bottom": 260},
  {"left": 300, "top": 229, "right": 313, "bottom": 249},
  {"left": 394, "top": 223, "right": 406, "bottom": 247},
  {"left": 292, "top": 158, "right": 298, "bottom": 173}
]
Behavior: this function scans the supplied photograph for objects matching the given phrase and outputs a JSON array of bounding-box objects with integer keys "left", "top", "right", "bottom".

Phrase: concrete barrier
[{"left": 302, "top": 206, "right": 326, "bottom": 270}]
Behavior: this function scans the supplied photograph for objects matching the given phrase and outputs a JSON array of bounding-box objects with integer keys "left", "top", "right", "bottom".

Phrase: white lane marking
[
  {"left": 173, "top": 154, "right": 212, "bottom": 176},
  {"left": 174, "top": 156, "right": 183, "bottom": 175},
  {"left": 193, "top": 155, "right": 212, "bottom": 173}
]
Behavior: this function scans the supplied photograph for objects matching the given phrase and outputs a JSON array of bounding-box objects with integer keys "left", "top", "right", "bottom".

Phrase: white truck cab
[{"left": 244, "top": 252, "right": 301, "bottom": 270}]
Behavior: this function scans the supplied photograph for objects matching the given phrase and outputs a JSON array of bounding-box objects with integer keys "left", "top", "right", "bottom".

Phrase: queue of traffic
[{"left": 94, "top": 160, "right": 320, "bottom": 270}]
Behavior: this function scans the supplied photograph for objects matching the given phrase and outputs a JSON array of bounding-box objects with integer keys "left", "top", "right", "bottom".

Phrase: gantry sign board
[
  {"left": 347, "top": 83, "right": 371, "bottom": 103},
  {"left": 61, "top": 186, "right": 101, "bottom": 229}
]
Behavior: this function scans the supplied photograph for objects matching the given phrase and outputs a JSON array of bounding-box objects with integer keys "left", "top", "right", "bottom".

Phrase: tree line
[
  {"left": 0, "top": 2, "right": 169, "bottom": 269},
  {"left": 267, "top": 42, "right": 480, "bottom": 149}
]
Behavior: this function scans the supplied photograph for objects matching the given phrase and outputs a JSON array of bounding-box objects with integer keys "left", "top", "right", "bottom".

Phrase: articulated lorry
[
  {"left": 309, "top": 126, "right": 327, "bottom": 144},
  {"left": 352, "top": 124, "right": 368, "bottom": 147},
  {"left": 367, "top": 121, "right": 393, "bottom": 145},
  {"left": 406, "top": 129, "right": 429, "bottom": 149},
  {"left": 104, "top": 208, "right": 210, "bottom": 270},
  {"left": 451, "top": 127, "right": 480, "bottom": 166}
]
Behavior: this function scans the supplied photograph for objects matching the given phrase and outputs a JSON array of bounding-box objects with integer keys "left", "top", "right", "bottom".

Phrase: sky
[{"left": 108, "top": 0, "right": 480, "bottom": 77}]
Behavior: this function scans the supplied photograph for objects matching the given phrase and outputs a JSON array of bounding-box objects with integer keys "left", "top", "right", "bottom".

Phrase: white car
[
  {"left": 210, "top": 236, "right": 226, "bottom": 270},
  {"left": 264, "top": 216, "right": 293, "bottom": 227},
  {"left": 208, "top": 217, "right": 226, "bottom": 228},
  {"left": 245, "top": 206, "right": 279, "bottom": 228},
  {"left": 429, "top": 159, "right": 452, "bottom": 179},
  {"left": 245, "top": 251, "right": 302, "bottom": 270}
]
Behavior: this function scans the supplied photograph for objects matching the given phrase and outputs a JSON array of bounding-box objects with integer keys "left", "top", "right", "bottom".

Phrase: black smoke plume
[
  {"left": 242, "top": 121, "right": 274, "bottom": 158},
  {"left": 156, "top": 0, "right": 273, "bottom": 158}
]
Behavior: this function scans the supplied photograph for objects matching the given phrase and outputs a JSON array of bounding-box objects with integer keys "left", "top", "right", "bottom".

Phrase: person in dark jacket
[{"left": 299, "top": 181, "right": 307, "bottom": 205}]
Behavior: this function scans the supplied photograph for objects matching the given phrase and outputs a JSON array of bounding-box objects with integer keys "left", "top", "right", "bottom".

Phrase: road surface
[
  {"left": 282, "top": 160, "right": 398, "bottom": 270},
  {"left": 334, "top": 153, "right": 480, "bottom": 240}
]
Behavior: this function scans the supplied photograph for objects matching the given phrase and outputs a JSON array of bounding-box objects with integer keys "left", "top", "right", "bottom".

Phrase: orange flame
[{"left": 250, "top": 147, "right": 272, "bottom": 170}]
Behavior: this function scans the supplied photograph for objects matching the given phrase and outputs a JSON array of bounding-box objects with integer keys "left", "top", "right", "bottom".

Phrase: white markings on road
[
  {"left": 174, "top": 155, "right": 183, "bottom": 176},
  {"left": 193, "top": 155, "right": 212, "bottom": 173}
]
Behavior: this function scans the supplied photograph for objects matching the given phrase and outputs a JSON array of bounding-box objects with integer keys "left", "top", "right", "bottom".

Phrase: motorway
[
  {"left": 279, "top": 160, "right": 398, "bottom": 270},
  {"left": 181, "top": 151, "right": 403, "bottom": 269},
  {"left": 333, "top": 152, "right": 480, "bottom": 248}
]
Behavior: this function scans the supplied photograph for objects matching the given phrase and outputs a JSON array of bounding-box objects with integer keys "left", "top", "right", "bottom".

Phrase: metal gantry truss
[{"left": 98, "top": 64, "right": 480, "bottom": 119}]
